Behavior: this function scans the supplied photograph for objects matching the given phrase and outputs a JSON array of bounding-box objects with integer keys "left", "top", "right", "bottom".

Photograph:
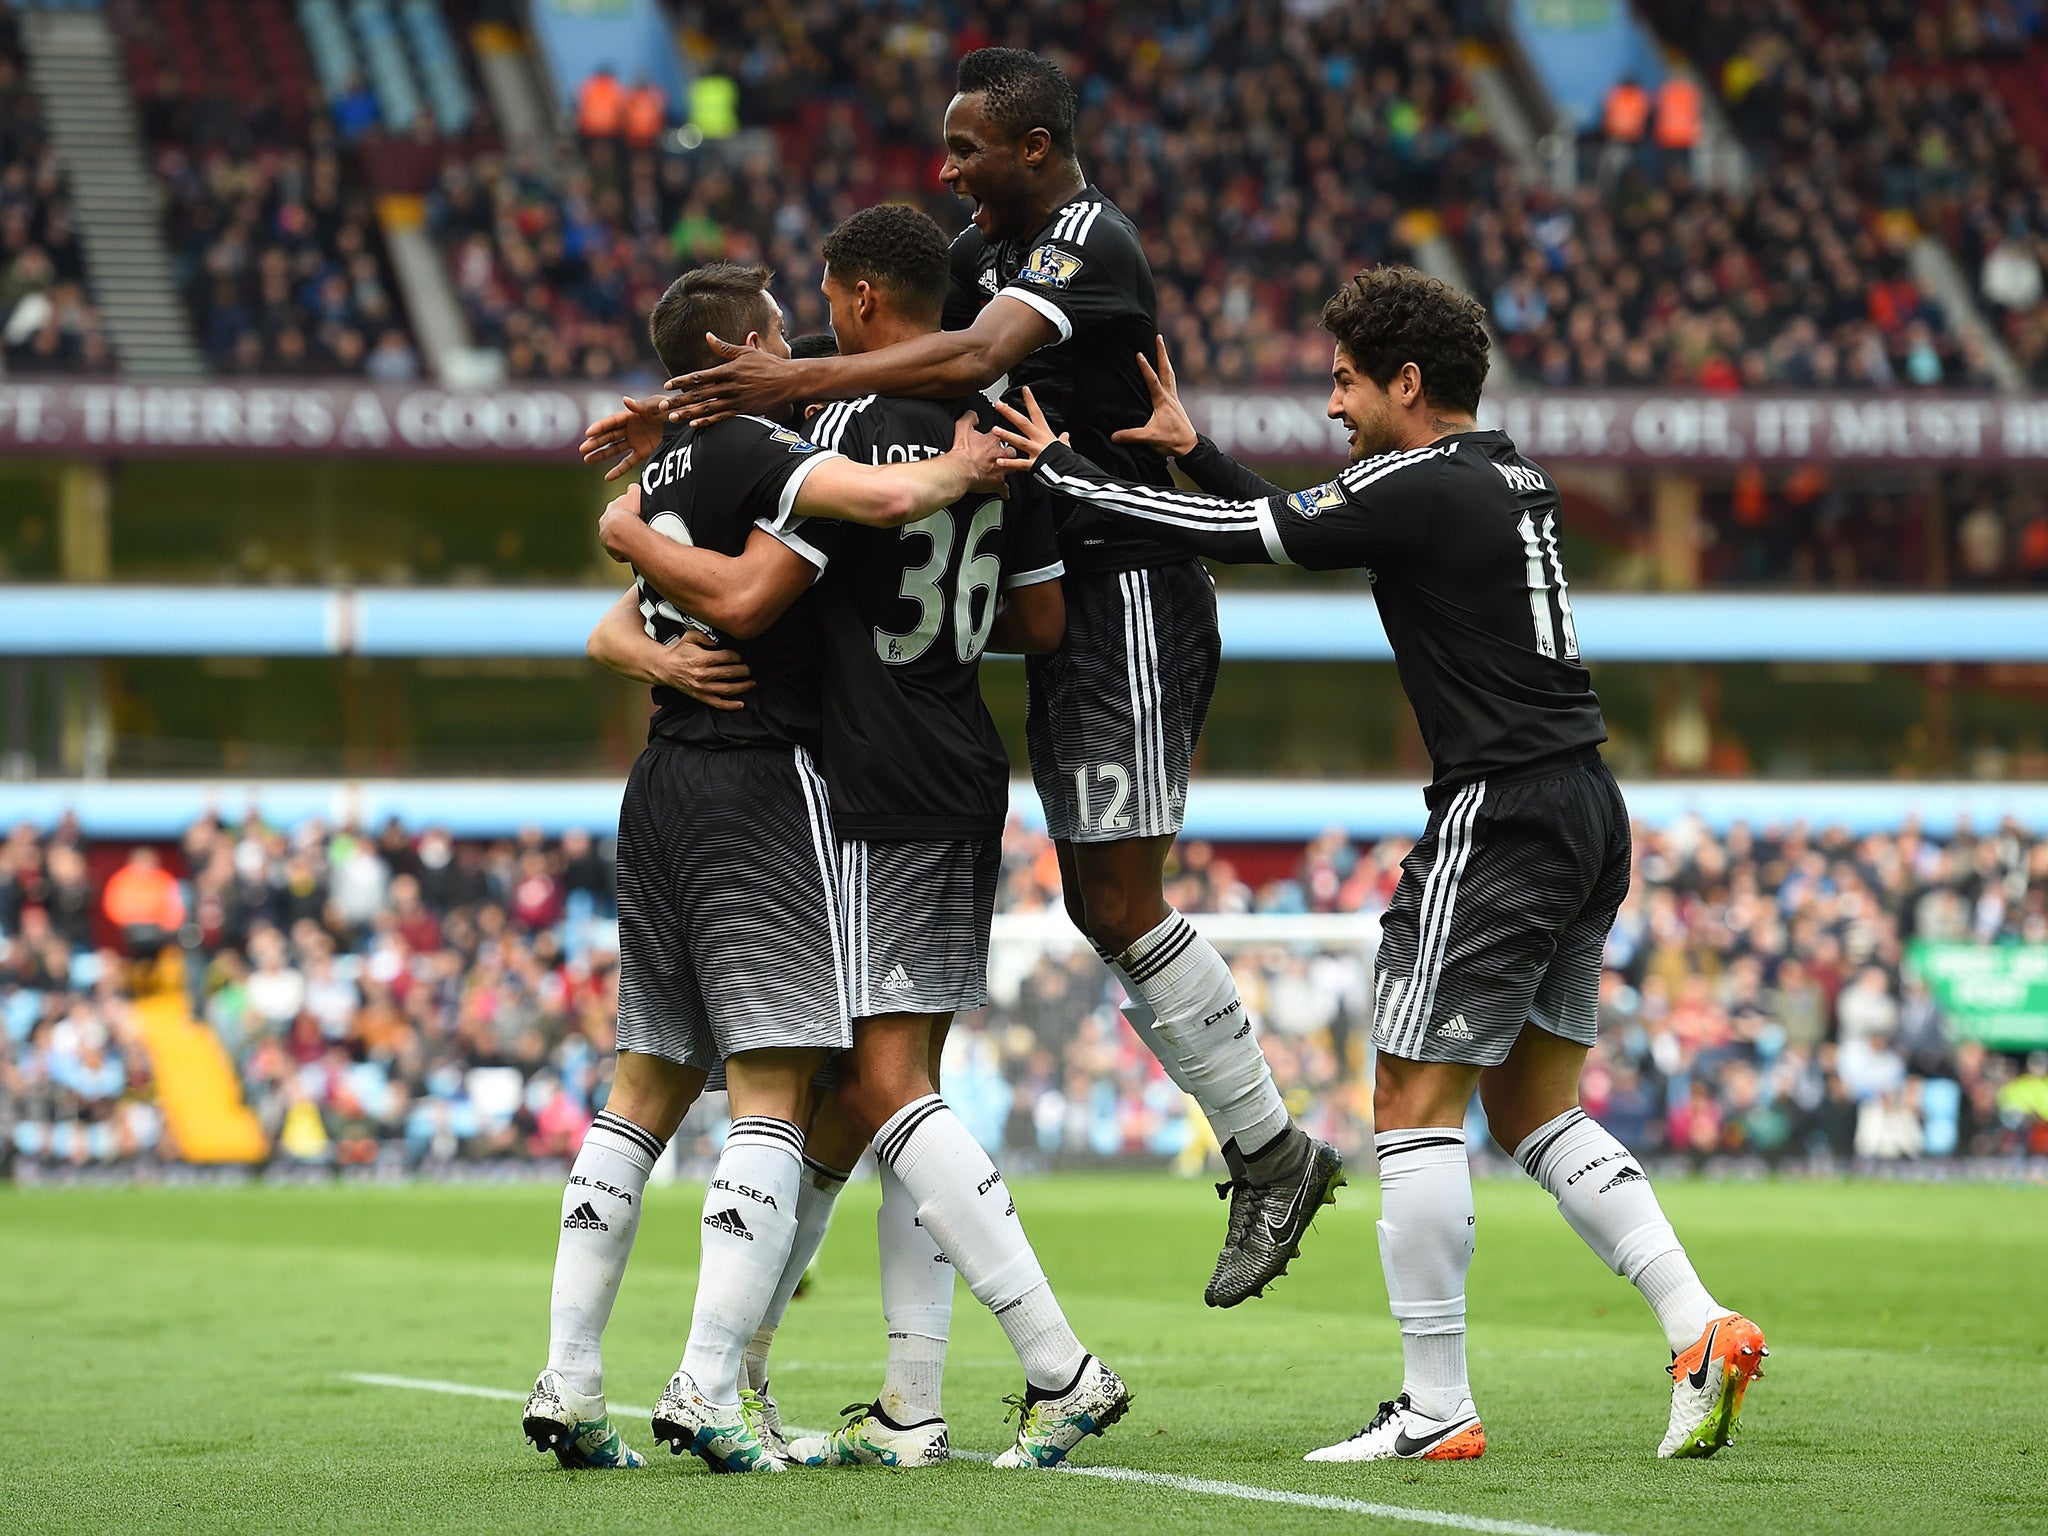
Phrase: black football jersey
[
  {"left": 1030, "top": 430, "right": 1608, "bottom": 788},
  {"left": 944, "top": 185, "right": 1183, "bottom": 577},
  {"left": 633, "top": 413, "right": 843, "bottom": 751},
  {"left": 808, "top": 393, "right": 1063, "bottom": 838}
]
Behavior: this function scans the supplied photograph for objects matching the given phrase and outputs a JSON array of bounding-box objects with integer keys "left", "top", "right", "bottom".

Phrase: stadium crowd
[
  {"left": 1640, "top": 0, "right": 2048, "bottom": 384},
  {"left": 115, "top": 0, "right": 423, "bottom": 378},
  {"left": 3, "top": 810, "right": 2044, "bottom": 1176},
  {"left": 431, "top": 0, "right": 1496, "bottom": 386},
  {"left": 0, "top": 4, "right": 111, "bottom": 374}
]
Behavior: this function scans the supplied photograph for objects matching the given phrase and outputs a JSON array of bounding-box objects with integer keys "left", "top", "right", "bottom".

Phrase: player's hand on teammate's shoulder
[
  {"left": 659, "top": 628, "right": 753, "bottom": 712},
  {"left": 597, "top": 484, "right": 643, "bottom": 563},
  {"left": 1110, "top": 335, "right": 1198, "bottom": 459},
  {"left": 991, "top": 387, "right": 1069, "bottom": 465},
  {"left": 952, "top": 409, "right": 1036, "bottom": 495},
  {"left": 663, "top": 333, "right": 794, "bottom": 427},
  {"left": 580, "top": 397, "right": 670, "bottom": 481}
]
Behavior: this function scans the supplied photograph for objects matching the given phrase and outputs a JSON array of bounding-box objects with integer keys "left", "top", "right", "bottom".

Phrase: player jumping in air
[
  {"left": 582, "top": 47, "right": 1343, "bottom": 1309},
  {"left": 522, "top": 261, "right": 1020, "bottom": 1473},
  {"left": 991, "top": 267, "right": 1768, "bottom": 1463}
]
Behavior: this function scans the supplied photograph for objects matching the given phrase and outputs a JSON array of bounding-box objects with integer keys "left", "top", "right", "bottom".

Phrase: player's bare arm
[
  {"left": 662, "top": 298, "right": 1056, "bottom": 428},
  {"left": 790, "top": 411, "right": 1026, "bottom": 527},
  {"left": 585, "top": 586, "right": 754, "bottom": 711},
  {"left": 986, "top": 576, "right": 1064, "bottom": 654},
  {"left": 598, "top": 488, "right": 816, "bottom": 641}
]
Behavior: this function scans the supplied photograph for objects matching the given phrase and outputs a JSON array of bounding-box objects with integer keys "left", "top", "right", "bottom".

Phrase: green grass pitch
[{"left": 2, "top": 1174, "right": 2042, "bottom": 1534}]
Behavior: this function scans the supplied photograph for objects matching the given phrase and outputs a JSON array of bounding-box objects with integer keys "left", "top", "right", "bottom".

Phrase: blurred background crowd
[
  {"left": 5, "top": 811, "right": 2044, "bottom": 1176},
  {"left": 15, "top": 0, "right": 2048, "bottom": 389}
]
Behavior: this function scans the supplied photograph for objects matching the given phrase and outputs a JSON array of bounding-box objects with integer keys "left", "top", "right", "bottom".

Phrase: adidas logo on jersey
[
  {"left": 1438, "top": 1014, "right": 1475, "bottom": 1042},
  {"left": 1600, "top": 1165, "right": 1647, "bottom": 1193},
  {"left": 879, "top": 963, "right": 912, "bottom": 992},
  {"left": 704, "top": 1207, "right": 753, "bottom": 1241},
  {"left": 563, "top": 1201, "right": 608, "bottom": 1232}
]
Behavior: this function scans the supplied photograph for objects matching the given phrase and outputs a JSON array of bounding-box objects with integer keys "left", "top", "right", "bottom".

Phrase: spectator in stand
[
  {"left": 623, "top": 77, "right": 667, "bottom": 153},
  {"left": 576, "top": 65, "right": 625, "bottom": 145},
  {"left": 0, "top": 20, "right": 112, "bottom": 374},
  {"left": 102, "top": 848, "right": 186, "bottom": 961}
]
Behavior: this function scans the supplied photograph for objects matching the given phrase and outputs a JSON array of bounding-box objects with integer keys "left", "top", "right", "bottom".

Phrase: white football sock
[
  {"left": 1094, "top": 945, "right": 1200, "bottom": 1097},
  {"left": 1375, "top": 1126, "right": 1475, "bottom": 1420},
  {"left": 547, "top": 1109, "right": 663, "bottom": 1397},
  {"left": 873, "top": 1094, "right": 1085, "bottom": 1391},
  {"left": 1514, "top": 1108, "right": 1720, "bottom": 1353},
  {"left": 679, "top": 1115, "right": 804, "bottom": 1406},
  {"left": 878, "top": 1159, "right": 952, "bottom": 1423},
  {"left": 743, "top": 1155, "right": 848, "bottom": 1393},
  {"left": 1119, "top": 913, "right": 1290, "bottom": 1153}
]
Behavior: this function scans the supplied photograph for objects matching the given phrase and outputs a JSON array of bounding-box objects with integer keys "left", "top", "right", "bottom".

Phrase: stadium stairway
[
  {"left": 134, "top": 958, "right": 268, "bottom": 1164},
  {"left": 20, "top": 8, "right": 207, "bottom": 377}
]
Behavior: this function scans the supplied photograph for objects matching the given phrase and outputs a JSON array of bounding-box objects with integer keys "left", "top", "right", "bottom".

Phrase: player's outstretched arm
[
  {"left": 597, "top": 487, "right": 818, "bottom": 642},
  {"left": 662, "top": 298, "right": 1058, "bottom": 426},
  {"left": 586, "top": 587, "right": 756, "bottom": 710},
  {"left": 791, "top": 412, "right": 1025, "bottom": 527},
  {"left": 994, "top": 390, "right": 1277, "bottom": 565}
]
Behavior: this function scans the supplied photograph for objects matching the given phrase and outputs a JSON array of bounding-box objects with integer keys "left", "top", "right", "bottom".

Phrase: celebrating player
[
  {"left": 991, "top": 267, "right": 1768, "bottom": 1463},
  {"left": 591, "top": 221, "right": 1132, "bottom": 1471},
  {"left": 522, "top": 260, "right": 1016, "bottom": 1473},
  {"left": 582, "top": 46, "right": 1342, "bottom": 1308}
]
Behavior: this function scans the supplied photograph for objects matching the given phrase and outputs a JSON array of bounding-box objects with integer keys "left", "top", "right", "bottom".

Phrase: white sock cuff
[
  {"left": 587, "top": 1109, "right": 665, "bottom": 1172},
  {"left": 802, "top": 1155, "right": 852, "bottom": 1190},
  {"left": 872, "top": 1094, "right": 945, "bottom": 1165},
  {"left": 1511, "top": 1107, "right": 1591, "bottom": 1192},
  {"left": 1118, "top": 911, "right": 1198, "bottom": 985},
  {"left": 1375, "top": 1126, "right": 1468, "bottom": 1171},
  {"left": 727, "top": 1115, "right": 806, "bottom": 1159}
]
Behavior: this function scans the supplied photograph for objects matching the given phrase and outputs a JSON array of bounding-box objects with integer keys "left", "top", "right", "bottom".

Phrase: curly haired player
[{"left": 993, "top": 266, "right": 1768, "bottom": 1464}]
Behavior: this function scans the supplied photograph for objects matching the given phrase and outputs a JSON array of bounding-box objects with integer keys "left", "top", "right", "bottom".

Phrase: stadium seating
[
  {"left": 425, "top": 0, "right": 1498, "bottom": 384},
  {"left": 106, "top": 0, "right": 425, "bottom": 375},
  {"left": 1640, "top": 0, "right": 2048, "bottom": 382},
  {"left": 0, "top": 3, "right": 112, "bottom": 372},
  {"left": 4, "top": 812, "right": 2042, "bottom": 1172}
]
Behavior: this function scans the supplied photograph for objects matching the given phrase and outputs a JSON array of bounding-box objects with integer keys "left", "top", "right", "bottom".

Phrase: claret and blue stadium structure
[{"left": 4, "top": 0, "right": 2047, "bottom": 1181}]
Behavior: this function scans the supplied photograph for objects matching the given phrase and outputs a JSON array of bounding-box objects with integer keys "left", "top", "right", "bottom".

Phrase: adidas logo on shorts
[
  {"left": 879, "top": 963, "right": 912, "bottom": 992},
  {"left": 563, "top": 1201, "right": 608, "bottom": 1232},
  {"left": 1438, "top": 1013, "right": 1474, "bottom": 1042},
  {"left": 704, "top": 1207, "right": 753, "bottom": 1241}
]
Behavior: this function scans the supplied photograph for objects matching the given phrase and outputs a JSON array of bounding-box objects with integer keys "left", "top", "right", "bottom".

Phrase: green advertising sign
[{"left": 1908, "top": 942, "right": 2048, "bottom": 1050}]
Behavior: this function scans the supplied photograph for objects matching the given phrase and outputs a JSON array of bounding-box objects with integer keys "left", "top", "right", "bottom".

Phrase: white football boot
[
  {"left": 1304, "top": 1392, "right": 1485, "bottom": 1462},
  {"left": 521, "top": 1368, "right": 647, "bottom": 1469},
  {"left": 787, "top": 1401, "right": 951, "bottom": 1468},
  {"left": 991, "top": 1356, "right": 1131, "bottom": 1469},
  {"left": 742, "top": 1384, "right": 792, "bottom": 1467},
  {"left": 649, "top": 1369, "right": 785, "bottom": 1473},
  {"left": 1660, "top": 1312, "right": 1769, "bottom": 1459}
]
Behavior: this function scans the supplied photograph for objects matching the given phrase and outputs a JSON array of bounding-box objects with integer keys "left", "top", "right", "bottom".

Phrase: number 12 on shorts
[{"left": 1074, "top": 763, "right": 1133, "bottom": 834}]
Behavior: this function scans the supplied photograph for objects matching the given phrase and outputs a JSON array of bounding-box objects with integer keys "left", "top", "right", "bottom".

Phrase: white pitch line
[{"left": 340, "top": 1372, "right": 1619, "bottom": 1536}]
